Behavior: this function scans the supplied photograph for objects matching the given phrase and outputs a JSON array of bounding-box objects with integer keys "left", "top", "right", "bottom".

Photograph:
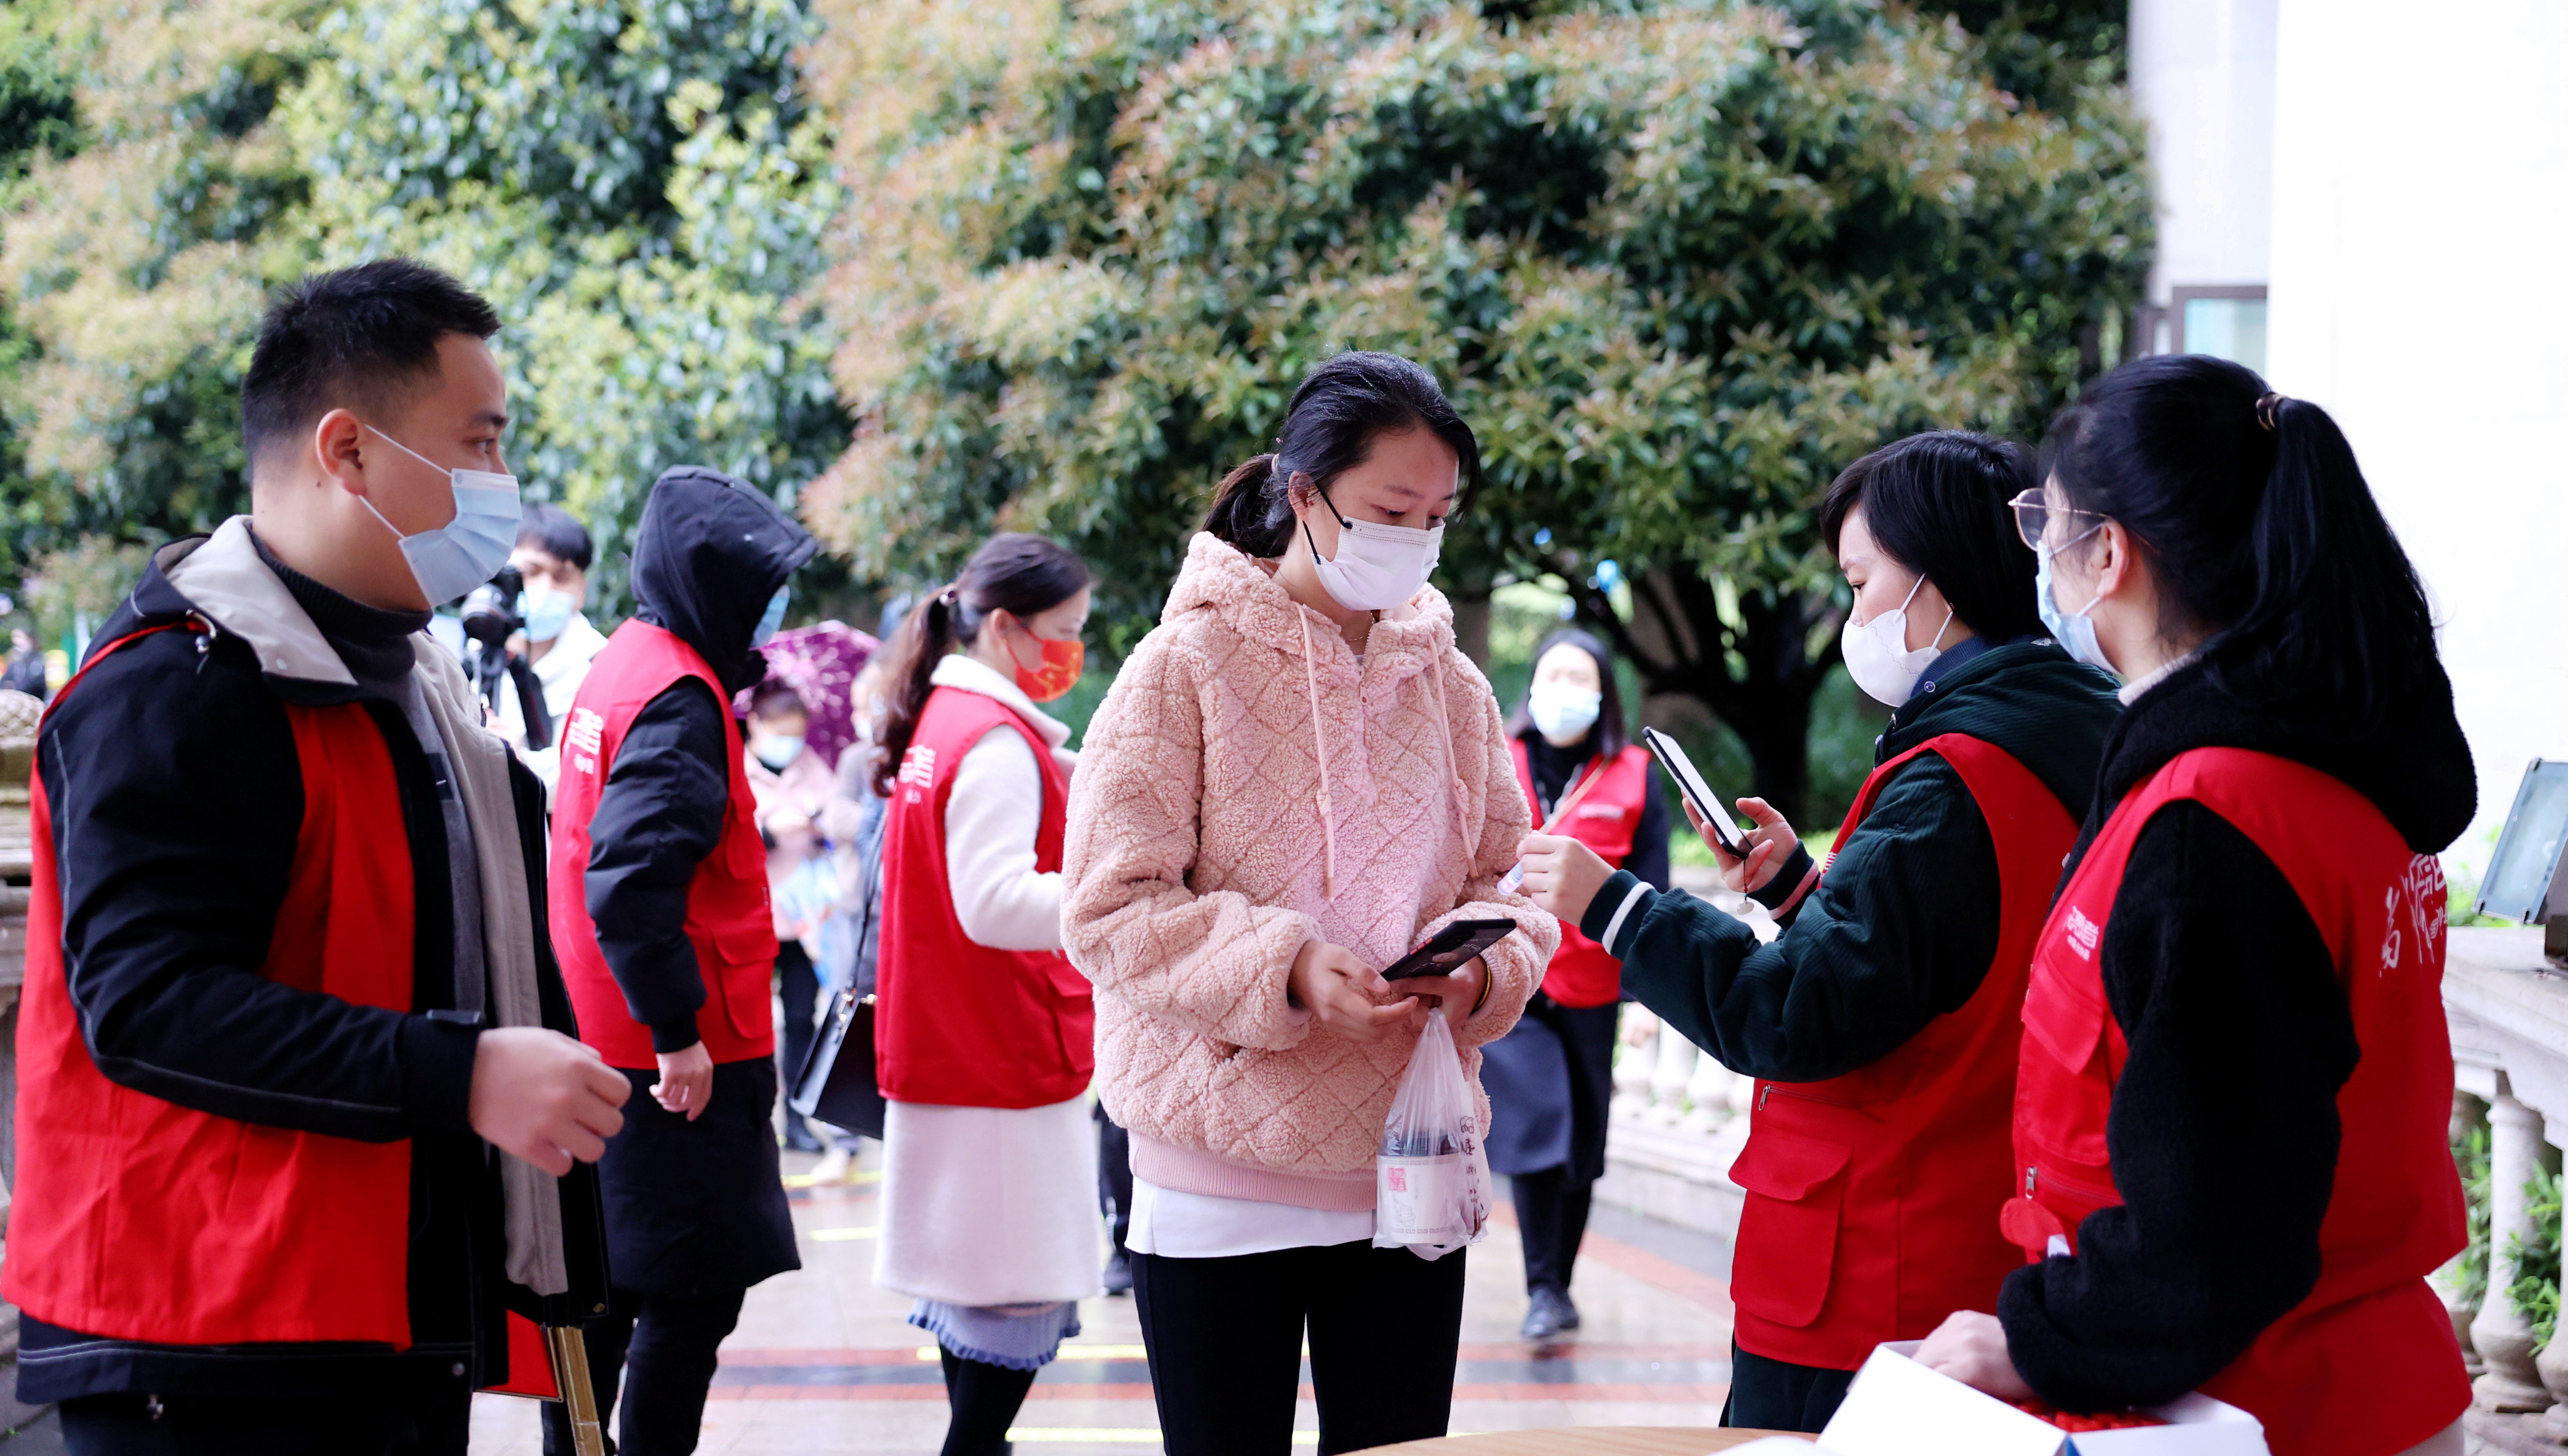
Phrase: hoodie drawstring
[
  {"left": 1429, "top": 650, "right": 1480, "bottom": 864},
  {"left": 1296, "top": 610, "right": 1340, "bottom": 900}
]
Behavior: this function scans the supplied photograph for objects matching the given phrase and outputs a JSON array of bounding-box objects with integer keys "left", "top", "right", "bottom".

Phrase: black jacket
[
  {"left": 1996, "top": 655, "right": 2476, "bottom": 1411},
  {"left": 19, "top": 527, "right": 580, "bottom": 1403},
  {"left": 1589, "top": 638, "right": 2120, "bottom": 1083},
  {"left": 583, "top": 468, "right": 815, "bottom": 1055}
]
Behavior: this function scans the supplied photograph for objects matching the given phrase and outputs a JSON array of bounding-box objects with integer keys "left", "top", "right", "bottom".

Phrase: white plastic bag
[{"left": 1373, "top": 1013, "right": 1493, "bottom": 1258}]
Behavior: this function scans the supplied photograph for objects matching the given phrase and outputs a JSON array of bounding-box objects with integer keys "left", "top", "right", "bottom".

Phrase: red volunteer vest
[
  {"left": 551, "top": 620, "right": 777, "bottom": 1068},
  {"left": 2003, "top": 747, "right": 2468, "bottom": 1455},
  {"left": 876, "top": 684, "right": 1094, "bottom": 1108},
  {"left": 1511, "top": 741, "right": 1651, "bottom": 1009},
  {"left": 1726, "top": 734, "right": 2074, "bottom": 1369},
  {"left": 5, "top": 627, "right": 417, "bottom": 1346}
]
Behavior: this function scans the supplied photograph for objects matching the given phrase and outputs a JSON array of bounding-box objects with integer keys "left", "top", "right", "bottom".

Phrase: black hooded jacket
[
  {"left": 1588, "top": 637, "right": 2121, "bottom": 1083},
  {"left": 1996, "top": 655, "right": 2477, "bottom": 1411},
  {"left": 583, "top": 468, "right": 815, "bottom": 1056}
]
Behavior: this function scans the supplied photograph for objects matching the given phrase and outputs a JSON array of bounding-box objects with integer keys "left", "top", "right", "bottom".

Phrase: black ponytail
[
  {"left": 871, "top": 532, "right": 1091, "bottom": 796},
  {"left": 2039, "top": 355, "right": 2435, "bottom": 727},
  {"left": 1199, "top": 351, "right": 1483, "bottom": 558}
]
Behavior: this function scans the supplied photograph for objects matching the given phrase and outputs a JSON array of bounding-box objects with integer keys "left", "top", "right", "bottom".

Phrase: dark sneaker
[
  {"left": 1520, "top": 1285, "right": 1578, "bottom": 1341},
  {"left": 1102, "top": 1248, "right": 1134, "bottom": 1296}
]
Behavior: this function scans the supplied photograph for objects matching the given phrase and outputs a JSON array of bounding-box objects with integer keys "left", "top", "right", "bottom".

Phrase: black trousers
[
  {"left": 1721, "top": 1341, "right": 1856, "bottom": 1433},
  {"left": 1094, "top": 1106, "right": 1132, "bottom": 1256},
  {"left": 1134, "top": 1241, "right": 1467, "bottom": 1456},
  {"left": 62, "top": 1388, "right": 469, "bottom": 1456},
  {"left": 541, "top": 1285, "right": 746, "bottom": 1456},
  {"left": 1509, "top": 1168, "right": 1594, "bottom": 1296},
  {"left": 777, "top": 940, "right": 819, "bottom": 1124}
]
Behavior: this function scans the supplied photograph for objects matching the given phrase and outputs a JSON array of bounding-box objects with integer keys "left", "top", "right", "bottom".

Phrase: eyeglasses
[{"left": 2007, "top": 488, "right": 2107, "bottom": 554}]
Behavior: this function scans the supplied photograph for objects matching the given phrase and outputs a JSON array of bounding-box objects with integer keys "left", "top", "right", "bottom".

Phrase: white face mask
[
  {"left": 1840, "top": 575, "right": 1953, "bottom": 707},
  {"left": 1528, "top": 681, "right": 1602, "bottom": 742},
  {"left": 1303, "top": 485, "right": 1444, "bottom": 613},
  {"left": 356, "top": 425, "right": 522, "bottom": 606}
]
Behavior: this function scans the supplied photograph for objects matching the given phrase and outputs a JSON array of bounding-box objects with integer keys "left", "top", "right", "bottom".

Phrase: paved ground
[{"left": 467, "top": 1140, "right": 1737, "bottom": 1453}]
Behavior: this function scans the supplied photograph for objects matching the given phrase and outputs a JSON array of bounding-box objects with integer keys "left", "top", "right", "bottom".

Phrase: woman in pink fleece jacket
[{"left": 1062, "top": 352, "right": 1558, "bottom": 1456}]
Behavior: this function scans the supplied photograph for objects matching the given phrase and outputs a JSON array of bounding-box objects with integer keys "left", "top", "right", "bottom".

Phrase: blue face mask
[
  {"left": 520, "top": 585, "right": 576, "bottom": 644},
  {"left": 2036, "top": 529, "right": 2115, "bottom": 677},
  {"left": 357, "top": 425, "right": 522, "bottom": 606},
  {"left": 751, "top": 585, "right": 790, "bottom": 649}
]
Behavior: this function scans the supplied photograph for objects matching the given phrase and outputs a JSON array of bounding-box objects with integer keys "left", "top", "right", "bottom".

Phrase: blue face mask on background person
[
  {"left": 356, "top": 425, "right": 522, "bottom": 605},
  {"left": 520, "top": 585, "right": 576, "bottom": 644},
  {"left": 750, "top": 732, "right": 804, "bottom": 771},
  {"left": 752, "top": 585, "right": 790, "bottom": 649},
  {"left": 2037, "top": 527, "right": 2115, "bottom": 676}
]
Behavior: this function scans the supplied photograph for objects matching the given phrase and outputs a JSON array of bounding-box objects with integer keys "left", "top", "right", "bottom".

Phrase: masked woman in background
[
  {"left": 1483, "top": 628, "right": 1665, "bottom": 1341},
  {"left": 870, "top": 535, "right": 1101, "bottom": 1456},
  {"left": 743, "top": 680, "right": 836, "bottom": 1153},
  {"left": 1061, "top": 352, "right": 1556, "bottom": 1456},
  {"left": 1913, "top": 359, "right": 2475, "bottom": 1456},
  {"left": 1517, "top": 431, "right": 2119, "bottom": 1432}
]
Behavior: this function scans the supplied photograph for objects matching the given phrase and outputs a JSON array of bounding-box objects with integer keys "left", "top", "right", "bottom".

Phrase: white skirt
[{"left": 875, "top": 1094, "right": 1103, "bottom": 1307}]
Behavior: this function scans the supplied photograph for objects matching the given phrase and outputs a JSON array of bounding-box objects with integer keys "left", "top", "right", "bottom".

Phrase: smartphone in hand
[{"left": 1382, "top": 919, "right": 1518, "bottom": 981}]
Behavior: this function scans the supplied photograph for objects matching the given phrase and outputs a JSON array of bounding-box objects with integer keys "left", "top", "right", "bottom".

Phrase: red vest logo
[
  {"left": 2061, "top": 905, "right": 2102, "bottom": 960},
  {"left": 897, "top": 744, "right": 937, "bottom": 800},
  {"left": 2380, "top": 853, "right": 2445, "bottom": 976}
]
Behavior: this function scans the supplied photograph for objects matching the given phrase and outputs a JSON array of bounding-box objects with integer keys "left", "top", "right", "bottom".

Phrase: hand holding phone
[
  {"left": 1685, "top": 795, "right": 1801, "bottom": 896},
  {"left": 1382, "top": 919, "right": 1517, "bottom": 980},
  {"left": 1640, "top": 728, "right": 1749, "bottom": 855}
]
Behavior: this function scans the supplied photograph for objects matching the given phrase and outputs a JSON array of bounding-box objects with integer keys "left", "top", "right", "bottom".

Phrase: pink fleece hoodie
[{"left": 1061, "top": 533, "right": 1560, "bottom": 1210}]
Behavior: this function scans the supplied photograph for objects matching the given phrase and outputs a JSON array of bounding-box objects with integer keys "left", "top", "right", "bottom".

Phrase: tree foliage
[
  {"left": 0, "top": 0, "right": 849, "bottom": 619},
  {"left": 803, "top": 0, "right": 2149, "bottom": 816}
]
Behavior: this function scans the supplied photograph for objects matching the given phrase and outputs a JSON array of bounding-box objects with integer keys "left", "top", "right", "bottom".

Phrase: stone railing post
[
  {"left": 2473, "top": 1080, "right": 2553, "bottom": 1412},
  {"left": 1611, "top": 1004, "right": 1656, "bottom": 1115},
  {"left": 2438, "top": 1089, "right": 2486, "bottom": 1379},
  {"left": 1647, "top": 1020, "right": 1698, "bottom": 1126}
]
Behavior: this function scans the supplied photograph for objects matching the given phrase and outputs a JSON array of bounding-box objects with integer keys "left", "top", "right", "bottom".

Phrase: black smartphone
[
  {"left": 1641, "top": 726, "right": 1749, "bottom": 857},
  {"left": 1382, "top": 919, "right": 1518, "bottom": 981}
]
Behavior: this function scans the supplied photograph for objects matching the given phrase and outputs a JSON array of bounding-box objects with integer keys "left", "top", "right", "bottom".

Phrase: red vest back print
[
  {"left": 551, "top": 619, "right": 779, "bottom": 1068},
  {"left": 1725, "top": 734, "right": 2075, "bottom": 1370},
  {"left": 5, "top": 628, "right": 418, "bottom": 1346},
  {"left": 875, "top": 684, "right": 1094, "bottom": 1108},
  {"left": 2005, "top": 746, "right": 2467, "bottom": 1456},
  {"left": 1511, "top": 741, "right": 1651, "bottom": 1009}
]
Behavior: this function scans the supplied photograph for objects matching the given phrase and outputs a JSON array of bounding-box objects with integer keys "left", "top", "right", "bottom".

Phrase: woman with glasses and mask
[
  {"left": 1485, "top": 628, "right": 1666, "bottom": 1342},
  {"left": 1061, "top": 352, "right": 1555, "bottom": 1456},
  {"left": 1913, "top": 359, "right": 2475, "bottom": 1456},
  {"left": 1516, "top": 431, "right": 2119, "bottom": 1432}
]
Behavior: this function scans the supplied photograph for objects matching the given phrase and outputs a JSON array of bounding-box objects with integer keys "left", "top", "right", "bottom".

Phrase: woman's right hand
[
  {"left": 1287, "top": 940, "right": 1420, "bottom": 1043},
  {"left": 1689, "top": 796, "right": 1800, "bottom": 896}
]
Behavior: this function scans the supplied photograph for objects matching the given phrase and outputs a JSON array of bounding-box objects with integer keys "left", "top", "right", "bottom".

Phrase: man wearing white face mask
[
  {"left": 496, "top": 503, "right": 606, "bottom": 789},
  {"left": 8, "top": 260, "right": 632, "bottom": 1454},
  {"left": 1513, "top": 431, "right": 2119, "bottom": 1433}
]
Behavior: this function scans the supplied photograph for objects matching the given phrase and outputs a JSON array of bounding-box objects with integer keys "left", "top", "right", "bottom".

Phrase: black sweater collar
[{"left": 247, "top": 527, "right": 430, "bottom": 692}]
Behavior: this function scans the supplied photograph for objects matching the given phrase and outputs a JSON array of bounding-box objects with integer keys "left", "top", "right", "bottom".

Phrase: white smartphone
[{"left": 1640, "top": 727, "right": 1750, "bottom": 858}]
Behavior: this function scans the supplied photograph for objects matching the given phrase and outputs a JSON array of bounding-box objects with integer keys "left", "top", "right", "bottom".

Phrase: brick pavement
[{"left": 468, "top": 1143, "right": 1736, "bottom": 1453}]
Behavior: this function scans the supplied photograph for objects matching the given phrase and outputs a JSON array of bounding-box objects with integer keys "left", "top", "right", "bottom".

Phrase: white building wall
[
  {"left": 2264, "top": 0, "right": 2568, "bottom": 874},
  {"left": 2129, "top": 0, "right": 2277, "bottom": 305}
]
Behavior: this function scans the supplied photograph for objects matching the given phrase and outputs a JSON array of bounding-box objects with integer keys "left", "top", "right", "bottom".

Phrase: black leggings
[
  {"left": 1510, "top": 1166, "right": 1595, "bottom": 1295},
  {"left": 937, "top": 1347, "right": 1038, "bottom": 1456},
  {"left": 541, "top": 1286, "right": 746, "bottom": 1456},
  {"left": 777, "top": 940, "right": 820, "bottom": 1105},
  {"left": 1134, "top": 1240, "right": 1467, "bottom": 1456}
]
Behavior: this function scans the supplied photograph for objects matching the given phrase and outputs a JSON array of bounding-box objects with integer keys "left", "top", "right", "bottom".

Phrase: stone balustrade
[{"left": 2446, "top": 926, "right": 2568, "bottom": 1454}]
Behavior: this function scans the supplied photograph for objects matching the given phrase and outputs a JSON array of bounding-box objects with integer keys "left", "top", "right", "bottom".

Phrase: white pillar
[
  {"left": 2473, "top": 1084, "right": 2552, "bottom": 1411},
  {"left": 1682, "top": 1056, "right": 1734, "bottom": 1134},
  {"left": 1611, "top": 1005, "right": 1655, "bottom": 1114},
  {"left": 1648, "top": 1025, "right": 1697, "bottom": 1126}
]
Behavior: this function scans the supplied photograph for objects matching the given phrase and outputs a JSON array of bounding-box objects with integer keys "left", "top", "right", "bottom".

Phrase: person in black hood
[
  {"left": 1517, "top": 431, "right": 2120, "bottom": 1431},
  {"left": 1915, "top": 356, "right": 2476, "bottom": 1456},
  {"left": 545, "top": 466, "right": 816, "bottom": 1456}
]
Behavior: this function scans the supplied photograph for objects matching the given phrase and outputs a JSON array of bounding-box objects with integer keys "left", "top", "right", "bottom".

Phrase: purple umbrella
[{"left": 737, "top": 621, "right": 879, "bottom": 774}]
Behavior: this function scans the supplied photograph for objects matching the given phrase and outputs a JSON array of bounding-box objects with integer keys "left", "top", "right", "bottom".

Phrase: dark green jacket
[{"left": 1584, "top": 638, "right": 2119, "bottom": 1083}]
